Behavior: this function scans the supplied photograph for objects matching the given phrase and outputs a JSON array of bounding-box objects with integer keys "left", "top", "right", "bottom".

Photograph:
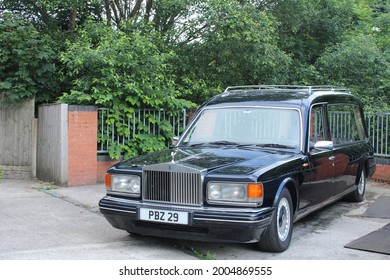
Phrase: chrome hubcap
[{"left": 277, "top": 197, "right": 290, "bottom": 242}]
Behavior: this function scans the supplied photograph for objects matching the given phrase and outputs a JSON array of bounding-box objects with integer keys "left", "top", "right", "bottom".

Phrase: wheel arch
[{"left": 272, "top": 177, "right": 299, "bottom": 214}]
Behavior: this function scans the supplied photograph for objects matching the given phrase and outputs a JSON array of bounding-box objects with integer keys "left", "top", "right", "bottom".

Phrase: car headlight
[
  {"left": 106, "top": 174, "right": 141, "bottom": 196},
  {"left": 207, "top": 182, "right": 263, "bottom": 206}
]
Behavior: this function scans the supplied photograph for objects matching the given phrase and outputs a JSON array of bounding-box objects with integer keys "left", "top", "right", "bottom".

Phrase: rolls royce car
[{"left": 99, "top": 85, "right": 376, "bottom": 252}]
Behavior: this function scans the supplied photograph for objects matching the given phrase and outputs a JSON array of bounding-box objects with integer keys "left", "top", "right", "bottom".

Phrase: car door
[
  {"left": 327, "top": 104, "right": 366, "bottom": 194},
  {"left": 305, "top": 104, "right": 337, "bottom": 206}
]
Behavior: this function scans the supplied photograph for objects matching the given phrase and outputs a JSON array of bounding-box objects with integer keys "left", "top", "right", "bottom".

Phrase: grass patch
[
  {"left": 190, "top": 247, "right": 216, "bottom": 260},
  {"left": 33, "top": 181, "right": 58, "bottom": 191},
  {"left": 76, "top": 202, "right": 92, "bottom": 209},
  {"left": 167, "top": 240, "right": 216, "bottom": 260}
]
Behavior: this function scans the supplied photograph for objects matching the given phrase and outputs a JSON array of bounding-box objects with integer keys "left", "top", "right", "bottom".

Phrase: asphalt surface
[{"left": 0, "top": 179, "right": 389, "bottom": 260}]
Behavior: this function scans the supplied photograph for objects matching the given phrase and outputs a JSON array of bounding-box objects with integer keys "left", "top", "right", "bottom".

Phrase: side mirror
[
  {"left": 313, "top": 140, "right": 334, "bottom": 150},
  {"left": 172, "top": 136, "right": 180, "bottom": 146}
]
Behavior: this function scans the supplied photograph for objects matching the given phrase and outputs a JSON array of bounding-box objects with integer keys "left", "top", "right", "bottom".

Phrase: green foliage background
[
  {"left": 0, "top": 13, "right": 59, "bottom": 104},
  {"left": 1, "top": 0, "right": 389, "bottom": 158}
]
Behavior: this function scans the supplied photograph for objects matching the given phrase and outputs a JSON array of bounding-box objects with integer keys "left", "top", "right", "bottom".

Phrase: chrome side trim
[
  {"left": 99, "top": 206, "right": 136, "bottom": 214},
  {"left": 193, "top": 217, "right": 271, "bottom": 224},
  {"left": 295, "top": 186, "right": 356, "bottom": 221}
]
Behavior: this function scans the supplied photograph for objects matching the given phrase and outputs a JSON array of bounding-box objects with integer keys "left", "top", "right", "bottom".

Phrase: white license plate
[{"left": 139, "top": 208, "right": 189, "bottom": 225}]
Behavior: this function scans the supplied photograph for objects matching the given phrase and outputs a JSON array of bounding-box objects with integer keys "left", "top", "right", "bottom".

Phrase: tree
[
  {"left": 171, "top": 0, "right": 291, "bottom": 103},
  {"left": 1, "top": 0, "right": 389, "bottom": 112},
  {"left": 351, "top": 0, "right": 390, "bottom": 49},
  {"left": 59, "top": 22, "right": 193, "bottom": 158},
  {"left": 102, "top": 0, "right": 200, "bottom": 38},
  {"left": 102, "top": 0, "right": 148, "bottom": 26},
  {"left": 0, "top": 13, "right": 59, "bottom": 105},
  {"left": 0, "top": 0, "right": 103, "bottom": 33},
  {"left": 316, "top": 34, "right": 390, "bottom": 110},
  {"left": 266, "top": 0, "right": 354, "bottom": 64}
]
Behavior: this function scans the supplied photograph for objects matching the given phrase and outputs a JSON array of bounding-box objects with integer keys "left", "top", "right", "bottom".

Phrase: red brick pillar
[{"left": 67, "top": 106, "right": 98, "bottom": 187}]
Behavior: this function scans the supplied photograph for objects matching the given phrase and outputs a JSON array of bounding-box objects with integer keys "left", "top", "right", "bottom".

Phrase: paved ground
[
  {"left": 0, "top": 180, "right": 196, "bottom": 260},
  {"left": 0, "top": 179, "right": 389, "bottom": 260}
]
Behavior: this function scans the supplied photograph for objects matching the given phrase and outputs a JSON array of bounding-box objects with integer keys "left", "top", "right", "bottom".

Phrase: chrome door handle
[{"left": 328, "top": 156, "right": 336, "bottom": 161}]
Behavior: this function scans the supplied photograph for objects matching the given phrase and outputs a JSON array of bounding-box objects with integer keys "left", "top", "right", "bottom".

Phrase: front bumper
[{"left": 99, "top": 196, "right": 274, "bottom": 243}]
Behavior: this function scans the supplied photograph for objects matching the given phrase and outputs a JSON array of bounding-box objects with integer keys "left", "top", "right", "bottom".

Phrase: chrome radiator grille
[{"left": 143, "top": 169, "right": 202, "bottom": 206}]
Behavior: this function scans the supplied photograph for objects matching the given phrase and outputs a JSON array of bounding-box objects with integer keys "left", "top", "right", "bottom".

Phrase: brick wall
[
  {"left": 371, "top": 164, "right": 390, "bottom": 183},
  {"left": 97, "top": 155, "right": 118, "bottom": 183},
  {"left": 67, "top": 106, "right": 98, "bottom": 187},
  {"left": 66, "top": 106, "right": 119, "bottom": 186}
]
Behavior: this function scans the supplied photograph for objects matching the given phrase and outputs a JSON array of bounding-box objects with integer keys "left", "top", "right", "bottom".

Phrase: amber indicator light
[
  {"left": 105, "top": 174, "right": 111, "bottom": 188},
  {"left": 248, "top": 183, "right": 263, "bottom": 198}
]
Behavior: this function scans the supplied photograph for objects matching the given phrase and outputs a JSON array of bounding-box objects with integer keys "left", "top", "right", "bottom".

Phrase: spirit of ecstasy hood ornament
[{"left": 170, "top": 151, "right": 177, "bottom": 163}]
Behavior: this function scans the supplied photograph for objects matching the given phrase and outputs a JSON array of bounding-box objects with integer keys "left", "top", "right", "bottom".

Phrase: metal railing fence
[
  {"left": 366, "top": 112, "right": 390, "bottom": 158},
  {"left": 98, "top": 108, "right": 390, "bottom": 158},
  {"left": 98, "top": 108, "right": 187, "bottom": 154}
]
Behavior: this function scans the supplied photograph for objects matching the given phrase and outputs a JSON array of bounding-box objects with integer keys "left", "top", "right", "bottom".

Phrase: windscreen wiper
[
  {"left": 238, "top": 143, "right": 295, "bottom": 149},
  {"left": 209, "top": 140, "right": 239, "bottom": 145},
  {"left": 256, "top": 143, "right": 295, "bottom": 149},
  {"left": 189, "top": 140, "right": 239, "bottom": 147}
]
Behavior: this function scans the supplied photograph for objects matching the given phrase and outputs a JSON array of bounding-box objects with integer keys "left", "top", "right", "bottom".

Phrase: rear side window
[
  {"left": 327, "top": 104, "right": 366, "bottom": 144},
  {"left": 309, "top": 105, "right": 329, "bottom": 143}
]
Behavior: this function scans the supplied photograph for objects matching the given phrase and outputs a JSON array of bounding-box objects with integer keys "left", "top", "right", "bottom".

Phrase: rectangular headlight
[
  {"left": 207, "top": 181, "right": 263, "bottom": 206},
  {"left": 107, "top": 174, "right": 141, "bottom": 197}
]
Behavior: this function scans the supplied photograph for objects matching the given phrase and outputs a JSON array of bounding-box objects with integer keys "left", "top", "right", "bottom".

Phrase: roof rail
[{"left": 224, "top": 85, "right": 350, "bottom": 94}]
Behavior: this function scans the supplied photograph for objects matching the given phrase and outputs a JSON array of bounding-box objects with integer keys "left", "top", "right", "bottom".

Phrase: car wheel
[
  {"left": 258, "top": 188, "right": 293, "bottom": 252},
  {"left": 346, "top": 168, "right": 366, "bottom": 202}
]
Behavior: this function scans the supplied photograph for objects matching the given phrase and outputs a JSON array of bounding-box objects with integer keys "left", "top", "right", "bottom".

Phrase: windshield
[{"left": 179, "top": 107, "right": 301, "bottom": 149}]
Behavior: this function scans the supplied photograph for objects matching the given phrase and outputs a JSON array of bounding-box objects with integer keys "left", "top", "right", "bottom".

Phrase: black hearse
[{"left": 99, "top": 85, "right": 376, "bottom": 252}]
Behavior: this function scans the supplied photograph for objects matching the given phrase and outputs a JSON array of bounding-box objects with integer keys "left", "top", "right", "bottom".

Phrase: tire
[
  {"left": 127, "top": 231, "right": 141, "bottom": 237},
  {"left": 345, "top": 168, "right": 366, "bottom": 202},
  {"left": 258, "top": 188, "right": 293, "bottom": 252}
]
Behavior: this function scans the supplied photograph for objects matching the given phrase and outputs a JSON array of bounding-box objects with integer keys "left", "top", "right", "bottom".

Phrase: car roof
[{"left": 202, "top": 85, "right": 361, "bottom": 109}]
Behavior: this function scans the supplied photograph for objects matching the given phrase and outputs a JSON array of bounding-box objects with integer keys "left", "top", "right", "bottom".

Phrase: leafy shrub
[
  {"left": 0, "top": 13, "right": 58, "bottom": 105},
  {"left": 60, "top": 22, "right": 193, "bottom": 159}
]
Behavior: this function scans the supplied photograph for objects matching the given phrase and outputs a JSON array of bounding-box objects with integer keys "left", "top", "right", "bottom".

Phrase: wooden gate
[{"left": 0, "top": 99, "right": 36, "bottom": 179}]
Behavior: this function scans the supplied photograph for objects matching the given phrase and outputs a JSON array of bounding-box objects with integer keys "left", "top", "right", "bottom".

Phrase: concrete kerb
[{"left": 42, "top": 184, "right": 107, "bottom": 214}]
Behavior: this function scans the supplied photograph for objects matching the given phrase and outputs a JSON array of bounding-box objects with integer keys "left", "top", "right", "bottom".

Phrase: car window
[
  {"left": 327, "top": 104, "right": 366, "bottom": 144},
  {"left": 309, "top": 105, "right": 328, "bottom": 143},
  {"left": 180, "top": 107, "right": 301, "bottom": 148}
]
